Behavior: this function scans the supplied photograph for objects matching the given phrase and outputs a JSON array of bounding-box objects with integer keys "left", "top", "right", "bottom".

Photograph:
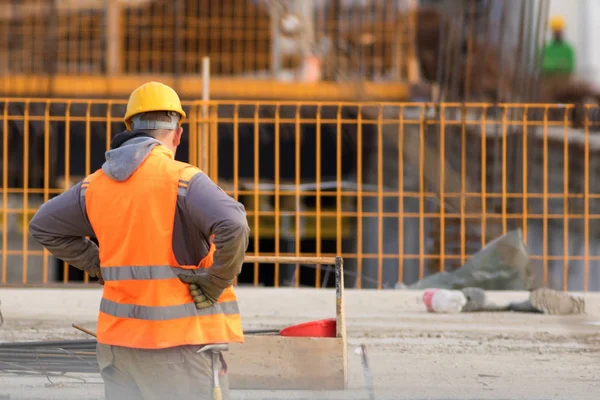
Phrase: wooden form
[{"left": 228, "top": 255, "right": 347, "bottom": 390}]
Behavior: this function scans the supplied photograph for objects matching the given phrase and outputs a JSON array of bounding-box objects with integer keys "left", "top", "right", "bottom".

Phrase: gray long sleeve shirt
[{"left": 29, "top": 131, "right": 250, "bottom": 288}]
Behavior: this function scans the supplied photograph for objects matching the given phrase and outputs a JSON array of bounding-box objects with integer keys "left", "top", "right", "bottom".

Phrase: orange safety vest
[{"left": 82, "top": 145, "right": 243, "bottom": 349}]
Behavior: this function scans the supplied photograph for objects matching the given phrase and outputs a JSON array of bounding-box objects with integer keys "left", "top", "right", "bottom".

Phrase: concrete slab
[{"left": 0, "top": 288, "right": 599, "bottom": 399}]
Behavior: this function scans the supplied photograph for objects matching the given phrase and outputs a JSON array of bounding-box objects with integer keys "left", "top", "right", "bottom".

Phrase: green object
[{"left": 542, "top": 40, "right": 575, "bottom": 76}]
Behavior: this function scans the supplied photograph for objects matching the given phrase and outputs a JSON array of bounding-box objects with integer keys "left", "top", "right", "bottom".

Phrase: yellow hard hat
[
  {"left": 124, "top": 81, "right": 186, "bottom": 130},
  {"left": 549, "top": 16, "right": 565, "bottom": 32}
]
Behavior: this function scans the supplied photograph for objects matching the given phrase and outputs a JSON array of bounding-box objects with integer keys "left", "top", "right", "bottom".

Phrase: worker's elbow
[
  {"left": 232, "top": 204, "right": 250, "bottom": 234},
  {"left": 231, "top": 217, "right": 251, "bottom": 244},
  {"left": 28, "top": 207, "right": 55, "bottom": 247},
  {"left": 28, "top": 212, "right": 44, "bottom": 242},
  {"left": 224, "top": 212, "right": 250, "bottom": 248}
]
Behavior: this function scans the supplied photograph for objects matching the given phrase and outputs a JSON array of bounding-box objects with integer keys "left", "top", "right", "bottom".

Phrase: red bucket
[{"left": 279, "top": 318, "right": 337, "bottom": 338}]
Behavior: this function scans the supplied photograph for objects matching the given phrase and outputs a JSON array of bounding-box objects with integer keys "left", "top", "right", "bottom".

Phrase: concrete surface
[{"left": 0, "top": 288, "right": 599, "bottom": 399}]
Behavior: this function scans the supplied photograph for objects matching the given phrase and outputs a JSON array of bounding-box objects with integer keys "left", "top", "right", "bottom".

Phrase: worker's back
[
  {"left": 85, "top": 145, "right": 188, "bottom": 269},
  {"left": 29, "top": 81, "right": 249, "bottom": 399},
  {"left": 82, "top": 140, "right": 243, "bottom": 349}
]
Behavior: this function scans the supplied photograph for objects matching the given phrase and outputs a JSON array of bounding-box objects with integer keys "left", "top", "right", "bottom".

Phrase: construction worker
[
  {"left": 542, "top": 16, "right": 575, "bottom": 77},
  {"left": 29, "top": 81, "right": 250, "bottom": 400}
]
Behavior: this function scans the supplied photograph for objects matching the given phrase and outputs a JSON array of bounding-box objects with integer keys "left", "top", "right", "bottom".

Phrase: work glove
[
  {"left": 86, "top": 264, "right": 104, "bottom": 286},
  {"left": 97, "top": 269, "right": 105, "bottom": 286},
  {"left": 178, "top": 271, "right": 224, "bottom": 309}
]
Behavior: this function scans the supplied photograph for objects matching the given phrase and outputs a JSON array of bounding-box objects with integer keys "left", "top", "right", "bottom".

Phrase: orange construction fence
[{"left": 1, "top": 100, "right": 599, "bottom": 291}]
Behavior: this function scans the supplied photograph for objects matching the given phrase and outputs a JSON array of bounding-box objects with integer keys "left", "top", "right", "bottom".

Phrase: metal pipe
[
  {"left": 201, "top": 56, "right": 210, "bottom": 173},
  {"left": 464, "top": 0, "right": 476, "bottom": 101},
  {"left": 105, "top": 0, "right": 122, "bottom": 75},
  {"left": 269, "top": 0, "right": 282, "bottom": 78},
  {"left": 531, "top": 0, "right": 550, "bottom": 102},
  {"left": 434, "top": 2, "right": 446, "bottom": 102},
  {"left": 496, "top": 0, "right": 508, "bottom": 103},
  {"left": 477, "top": 0, "right": 493, "bottom": 101}
]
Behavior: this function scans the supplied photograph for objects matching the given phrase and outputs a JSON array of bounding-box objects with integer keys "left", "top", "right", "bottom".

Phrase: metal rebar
[
  {"left": 0, "top": 339, "right": 96, "bottom": 349},
  {"left": 72, "top": 324, "right": 97, "bottom": 338}
]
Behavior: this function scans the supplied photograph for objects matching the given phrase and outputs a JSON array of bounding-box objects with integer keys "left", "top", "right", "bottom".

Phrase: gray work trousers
[{"left": 97, "top": 343, "right": 230, "bottom": 400}]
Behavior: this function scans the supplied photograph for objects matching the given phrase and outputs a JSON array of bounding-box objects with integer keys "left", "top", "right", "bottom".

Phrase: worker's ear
[{"left": 173, "top": 126, "right": 183, "bottom": 147}]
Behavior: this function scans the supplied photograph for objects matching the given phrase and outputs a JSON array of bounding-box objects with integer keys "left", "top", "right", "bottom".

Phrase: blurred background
[{"left": 1, "top": 0, "right": 600, "bottom": 292}]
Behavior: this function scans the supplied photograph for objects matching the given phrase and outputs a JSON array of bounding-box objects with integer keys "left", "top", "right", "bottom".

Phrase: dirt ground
[{"left": 0, "top": 288, "right": 599, "bottom": 400}]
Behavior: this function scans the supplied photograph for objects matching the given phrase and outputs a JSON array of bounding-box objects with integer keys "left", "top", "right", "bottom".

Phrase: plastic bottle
[{"left": 422, "top": 288, "right": 467, "bottom": 313}]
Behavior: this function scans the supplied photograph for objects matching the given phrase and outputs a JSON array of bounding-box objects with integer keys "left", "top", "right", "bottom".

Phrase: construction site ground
[{"left": 0, "top": 288, "right": 598, "bottom": 400}]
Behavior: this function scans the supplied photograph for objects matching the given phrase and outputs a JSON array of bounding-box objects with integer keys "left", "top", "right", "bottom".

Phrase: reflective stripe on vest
[
  {"left": 83, "top": 145, "right": 243, "bottom": 349},
  {"left": 101, "top": 265, "right": 213, "bottom": 281},
  {"left": 99, "top": 298, "right": 240, "bottom": 320}
]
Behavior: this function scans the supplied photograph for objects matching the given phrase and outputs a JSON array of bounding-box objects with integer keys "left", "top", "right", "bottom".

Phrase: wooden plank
[
  {"left": 335, "top": 257, "right": 348, "bottom": 385},
  {"left": 244, "top": 255, "right": 337, "bottom": 265},
  {"left": 227, "top": 335, "right": 346, "bottom": 390}
]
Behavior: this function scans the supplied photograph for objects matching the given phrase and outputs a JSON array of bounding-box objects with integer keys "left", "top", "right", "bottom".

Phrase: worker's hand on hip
[
  {"left": 87, "top": 265, "right": 104, "bottom": 285},
  {"left": 97, "top": 270, "right": 105, "bottom": 286},
  {"left": 177, "top": 272, "right": 223, "bottom": 309}
]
